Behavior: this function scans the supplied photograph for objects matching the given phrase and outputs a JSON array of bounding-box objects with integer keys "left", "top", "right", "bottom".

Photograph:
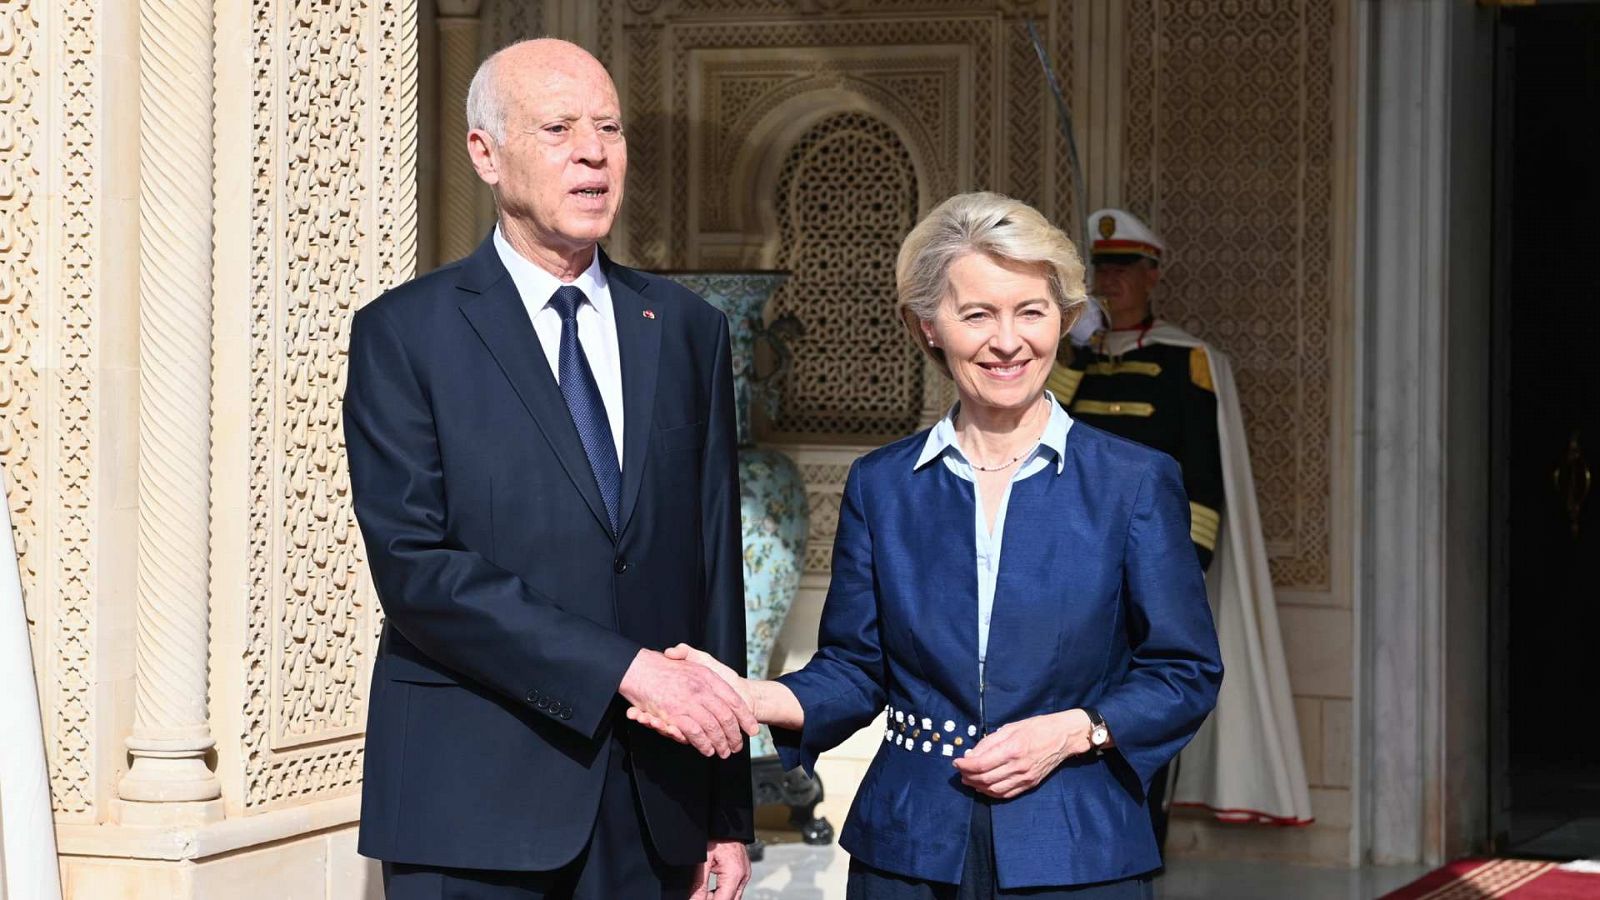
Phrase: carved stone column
[
  {"left": 117, "top": 0, "right": 222, "bottom": 819},
  {"left": 437, "top": 0, "right": 485, "bottom": 264}
]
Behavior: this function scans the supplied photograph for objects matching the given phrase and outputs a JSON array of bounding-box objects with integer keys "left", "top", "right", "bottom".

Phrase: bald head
[
  {"left": 463, "top": 37, "right": 627, "bottom": 277},
  {"left": 466, "top": 39, "right": 615, "bottom": 145}
]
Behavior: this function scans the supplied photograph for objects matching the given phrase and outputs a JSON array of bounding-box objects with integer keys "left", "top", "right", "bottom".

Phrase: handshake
[{"left": 617, "top": 644, "right": 759, "bottom": 759}]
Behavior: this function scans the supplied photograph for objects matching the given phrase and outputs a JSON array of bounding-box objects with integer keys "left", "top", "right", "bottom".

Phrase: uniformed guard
[
  {"left": 1049, "top": 210, "right": 1223, "bottom": 569},
  {"left": 1047, "top": 208, "right": 1315, "bottom": 852}
]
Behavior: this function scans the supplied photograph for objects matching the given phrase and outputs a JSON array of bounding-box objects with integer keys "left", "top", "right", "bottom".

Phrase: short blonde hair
[{"left": 895, "top": 192, "right": 1088, "bottom": 377}]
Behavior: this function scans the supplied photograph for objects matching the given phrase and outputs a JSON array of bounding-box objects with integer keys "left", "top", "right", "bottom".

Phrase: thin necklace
[
  {"left": 969, "top": 452, "right": 1027, "bottom": 473},
  {"left": 960, "top": 397, "right": 1047, "bottom": 472}
]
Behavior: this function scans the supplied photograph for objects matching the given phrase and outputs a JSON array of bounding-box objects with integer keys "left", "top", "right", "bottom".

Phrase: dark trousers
[
  {"left": 381, "top": 736, "right": 696, "bottom": 900},
  {"left": 1147, "top": 762, "right": 1171, "bottom": 857},
  {"left": 845, "top": 800, "right": 1155, "bottom": 900}
]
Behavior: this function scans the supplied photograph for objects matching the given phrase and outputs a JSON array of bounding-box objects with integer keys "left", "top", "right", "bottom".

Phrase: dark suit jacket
[
  {"left": 774, "top": 425, "right": 1222, "bottom": 889},
  {"left": 345, "top": 235, "right": 753, "bottom": 871}
]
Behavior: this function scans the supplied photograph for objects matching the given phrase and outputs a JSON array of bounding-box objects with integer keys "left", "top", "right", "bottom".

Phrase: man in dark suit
[{"left": 344, "top": 38, "right": 756, "bottom": 899}]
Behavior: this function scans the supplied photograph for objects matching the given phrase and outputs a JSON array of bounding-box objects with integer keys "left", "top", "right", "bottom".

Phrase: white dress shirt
[
  {"left": 493, "top": 226, "right": 626, "bottom": 467},
  {"left": 913, "top": 392, "right": 1074, "bottom": 665}
]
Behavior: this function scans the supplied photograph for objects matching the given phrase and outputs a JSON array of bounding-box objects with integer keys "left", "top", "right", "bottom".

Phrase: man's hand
[
  {"left": 689, "top": 839, "right": 750, "bottom": 900},
  {"left": 626, "top": 644, "right": 755, "bottom": 745},
  {"left": 618, "top": 648, "right": 758, "bottom": 758},
  {"left": 951, "top": 709, "right": 1091, "bottom": 799}
]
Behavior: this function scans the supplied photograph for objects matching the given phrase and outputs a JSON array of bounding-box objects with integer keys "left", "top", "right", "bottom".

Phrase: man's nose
[{"left": 572, "top": 126, "right": 606, "bottom": 165}]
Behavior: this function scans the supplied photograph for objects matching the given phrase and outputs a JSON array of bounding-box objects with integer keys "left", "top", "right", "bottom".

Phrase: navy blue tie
[{"left": 548, "top": 285, "right": 621, "bottom": 535}]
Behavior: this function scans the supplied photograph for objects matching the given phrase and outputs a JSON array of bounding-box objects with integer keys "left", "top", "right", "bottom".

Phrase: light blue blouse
[{"left": 913, "top": 392, "right": 1073, "bottom": 664}]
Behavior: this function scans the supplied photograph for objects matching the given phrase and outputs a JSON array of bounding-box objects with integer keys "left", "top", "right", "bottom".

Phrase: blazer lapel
[
  {"left": 605, "top": 254, "right": 660, "bottom": 535},
  {"left": 455, "top": 238, "right": 614, "bottom": 540}
]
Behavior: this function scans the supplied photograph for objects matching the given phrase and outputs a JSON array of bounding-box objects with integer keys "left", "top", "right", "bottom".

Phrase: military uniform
[
  {"left": 1048, "top": 208, "right": 1315, "bottom": 843},
  {"left": 1053, "top": 325, "right": 1224, "bottom": 570}
]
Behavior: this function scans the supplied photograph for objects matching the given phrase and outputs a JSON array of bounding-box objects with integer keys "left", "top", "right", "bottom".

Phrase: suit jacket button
[
  {"left": 613, "top": 557, "right": 628, "bottom": 574},
  {"left": 525, "top": 690, "right": 538, "bottom": 704},
  {"left": 559, "top": 707, "right": 573, "bottom": 720}
]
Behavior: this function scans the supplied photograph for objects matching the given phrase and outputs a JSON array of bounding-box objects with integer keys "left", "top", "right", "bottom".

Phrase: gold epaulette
[
  {"left": 1046, "top": 366, "right": 1084, "bottom": 405},
  {"left": 1190, "top": 347, "right": 1215, "bottom": 393},
  {"left": 1190, "top": 502, "right": 1220, "bottom": 551}
]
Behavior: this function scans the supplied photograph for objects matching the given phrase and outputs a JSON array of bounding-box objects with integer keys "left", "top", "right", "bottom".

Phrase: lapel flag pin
[{"left": 642, "top": 309, "right": 655, "bottom": 319}]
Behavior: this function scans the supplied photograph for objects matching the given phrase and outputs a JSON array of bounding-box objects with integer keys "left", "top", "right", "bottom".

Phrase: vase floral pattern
[{"left": 667, "top": 272, "right": 808, "bottom": 759}]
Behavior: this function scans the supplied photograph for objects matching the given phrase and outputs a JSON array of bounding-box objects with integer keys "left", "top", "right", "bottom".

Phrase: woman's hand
[
  {"left": 952, "top": 709, "right": 1093, "bottom": 799},
  {"left": 626, "top": 644, "right": 755, "bottom": 743}
]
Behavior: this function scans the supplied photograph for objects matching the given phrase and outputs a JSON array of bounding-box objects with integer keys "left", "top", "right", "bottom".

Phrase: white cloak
[{"left": 1100, "top": 322, "right": 1314, "bottom": 826}]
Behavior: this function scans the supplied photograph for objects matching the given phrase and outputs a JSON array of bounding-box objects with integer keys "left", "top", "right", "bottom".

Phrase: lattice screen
[{"left": 768, "top": 113, "right": 922, "bottom": 440}]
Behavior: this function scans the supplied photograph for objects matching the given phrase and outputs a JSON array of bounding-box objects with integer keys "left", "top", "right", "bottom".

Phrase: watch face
[{"left": 1091, "top": 726, "right": 1108, "bottom": 746}]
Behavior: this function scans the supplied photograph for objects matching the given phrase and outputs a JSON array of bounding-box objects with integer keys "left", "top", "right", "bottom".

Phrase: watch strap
[{"left": 1085, "top": 707, "right": 1108, "bottom": 748}]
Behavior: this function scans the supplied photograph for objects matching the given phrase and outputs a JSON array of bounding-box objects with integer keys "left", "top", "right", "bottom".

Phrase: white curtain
[{"left": 0, "top": 465, "right": 61, "bottom": 900}]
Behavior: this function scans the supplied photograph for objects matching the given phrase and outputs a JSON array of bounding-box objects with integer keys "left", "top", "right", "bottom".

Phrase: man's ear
[{"left": 466, "top": 129, "right": 499, "bottom": 186}]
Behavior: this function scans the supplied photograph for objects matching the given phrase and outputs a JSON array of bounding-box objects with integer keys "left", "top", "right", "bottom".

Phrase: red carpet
[{"left": 1380, "top": 858, "right": 1600, "bottom": 899}]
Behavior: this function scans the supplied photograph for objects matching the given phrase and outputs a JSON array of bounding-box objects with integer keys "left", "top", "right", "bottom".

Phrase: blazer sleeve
[
  {"left": 772, "top": 461, "right": 886, "bottom": 777},
  {"left": 343, "top": 303, "right": 641, "bottom": 740},
  {"left": 1095, "top": 454, "right": 1224, "bottom": 793},
  {"left": 699, "top": 314, "right": 755, "bottom": 842}
]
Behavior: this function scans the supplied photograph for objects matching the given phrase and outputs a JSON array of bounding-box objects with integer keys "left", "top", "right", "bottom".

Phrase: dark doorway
[{"left": 1492, "top": 1, "right": 1600, "bottom": 860}]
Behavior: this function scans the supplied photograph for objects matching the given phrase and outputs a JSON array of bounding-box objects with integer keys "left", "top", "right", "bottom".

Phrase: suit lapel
[
  {"left": 606, "top": 255, "right": 660, "bottom": 535},
  {"left": 455, "top": 238, "right": 614, "bottom": 540}
]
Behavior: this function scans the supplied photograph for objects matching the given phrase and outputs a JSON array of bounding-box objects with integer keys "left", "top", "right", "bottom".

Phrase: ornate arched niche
[
  {"left": 685, "top": 57, "right": 968, "bottom": 443},
  {"left": 761, "top": 109, "right": 924, "bottom": 441},
  {"left": 685, "top": 47, "right": 969, "bottom": 268}
]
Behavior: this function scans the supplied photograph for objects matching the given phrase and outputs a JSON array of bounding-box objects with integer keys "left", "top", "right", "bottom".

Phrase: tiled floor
[{"left": 746, "top": 842, "right": 1432, "bottom": 899}]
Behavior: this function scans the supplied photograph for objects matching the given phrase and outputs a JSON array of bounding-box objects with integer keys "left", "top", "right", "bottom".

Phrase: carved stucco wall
[
  {"left": 236, "top": 0, "right": 419, "bottom": 812},
  {"left": 2, "top": 0, "right": 101, "bottom": 822},
  {"left": 768, "top": 112, "right": 922, "bottom": 438},
  {"left": 1123, "top": 0, "right": 1336, "bottom": 592},
  {"left": 4, "top": 0, "right": 418, "bottom": 837}
]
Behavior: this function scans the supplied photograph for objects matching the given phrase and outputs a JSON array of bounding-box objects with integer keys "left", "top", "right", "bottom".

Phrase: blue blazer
[
  {"left": 775, "top": 424, "right": 1222, "bottom": 889},
  {"left": 345, "top": 236, "right": 752, "bottom": 871}
]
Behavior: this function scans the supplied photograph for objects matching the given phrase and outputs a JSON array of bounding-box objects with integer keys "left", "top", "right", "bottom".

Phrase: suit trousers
[
  {"left": 381, "top": 733, "right": 697, "bottom": 900},
  {"left": 1146, "top": 762, "right": 1171, "bottom": 857},
  {"left": 845, "top": 799, "right": 1155, "bottom": 900}
]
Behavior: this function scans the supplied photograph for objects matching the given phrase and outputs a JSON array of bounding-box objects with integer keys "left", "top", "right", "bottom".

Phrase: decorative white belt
[{"left": 884, "top": 705, "right": 979, "bottom": 757}]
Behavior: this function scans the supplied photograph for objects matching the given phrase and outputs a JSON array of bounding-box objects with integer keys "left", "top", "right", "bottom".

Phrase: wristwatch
[{"left": 1085, "top": 707, "right": 1110, "bottom": 752}]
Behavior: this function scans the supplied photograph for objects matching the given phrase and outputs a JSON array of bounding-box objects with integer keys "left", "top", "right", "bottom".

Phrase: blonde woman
[{"left": 636, "top": 192, "right": 1222, "bottom": 899}]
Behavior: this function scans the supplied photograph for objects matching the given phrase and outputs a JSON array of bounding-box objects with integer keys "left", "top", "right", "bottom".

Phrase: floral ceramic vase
[{"left": 665, "top": 272, "right": 810, "bottom": 758}]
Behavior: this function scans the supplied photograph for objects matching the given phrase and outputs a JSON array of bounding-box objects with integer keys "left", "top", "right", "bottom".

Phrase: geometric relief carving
[
  {"left": 53, "top": 0, "right": 99, "bottom": 818},
  {"left": 691, "top": 52, "right": 962, "bottom": 236},
  {"left": 0, "top": 0, "right": 43, "bottom": 699},
  {"left": 3, "top": 0, "right": 100, "bottom": 818},
  {"left": 629, "top": 14, "right": 1001, "bottom": 268},
  {"left": 271, "top": 0, "right": 368, "bottom": 749},
  {"left": 624, "top": 21, "right": 666, "bottom": 267},
  {"left": 479, "top": 0, "right": 541, "bottom": 54},
  {"left": 1005, "top": 17, "right": 1045, "bottom": 210},
  {"left": 1050, "top": 4, "right": 1075, "bottom": 228},
  {"left": 796, "top": 461, "right": 854, "bottom": 578},
  {"left": 1123, "top": 0, "right": 1337, "bottom": 589},
  {"left": 246, "top": 0, "right": 418, "bottom": 809},
  {"left": 767, "top": 113, "right": 922, "bottom": 439}
]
